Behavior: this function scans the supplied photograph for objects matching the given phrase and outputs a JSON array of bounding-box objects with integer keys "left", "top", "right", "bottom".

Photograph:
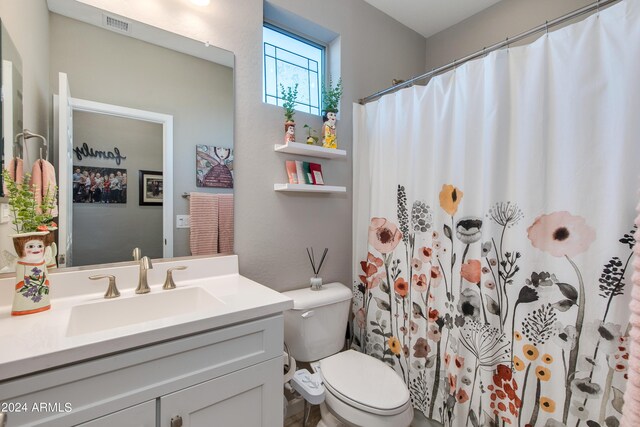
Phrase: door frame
[{"left": 61, "top": 97, "right": 174, "bottom": 259}]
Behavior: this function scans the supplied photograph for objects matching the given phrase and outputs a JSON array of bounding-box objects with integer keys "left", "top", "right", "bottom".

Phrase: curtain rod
[{"left": 359, "top": 0, "right": 620, "bottom": 105}]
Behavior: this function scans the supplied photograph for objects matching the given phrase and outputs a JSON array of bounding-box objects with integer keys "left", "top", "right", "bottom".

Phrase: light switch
[
  {"left": 0, "top": 204, "right": 9, "bottom": 224},
  {"left": 176, "top": 215, "right": 190, "bottom": 228}
]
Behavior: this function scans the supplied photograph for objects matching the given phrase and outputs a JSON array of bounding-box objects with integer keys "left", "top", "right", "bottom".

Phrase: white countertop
[{"left": 0, "top": 256, "right": 293, "bottom": 382}]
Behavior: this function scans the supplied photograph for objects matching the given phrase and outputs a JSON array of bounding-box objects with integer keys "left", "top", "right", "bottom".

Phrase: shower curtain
[{"left": 352, "top": 1, "right": 640, "bottom": 426}]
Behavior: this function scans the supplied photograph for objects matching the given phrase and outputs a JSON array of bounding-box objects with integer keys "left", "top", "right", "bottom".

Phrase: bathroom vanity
[{"left": 0, "top": 255, "right": 292, "bottom": 427}]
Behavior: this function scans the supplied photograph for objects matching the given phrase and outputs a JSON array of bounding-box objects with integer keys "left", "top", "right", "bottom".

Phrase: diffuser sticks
[{"left": 306, "top": 247, "right": 328, "bottom": 278}]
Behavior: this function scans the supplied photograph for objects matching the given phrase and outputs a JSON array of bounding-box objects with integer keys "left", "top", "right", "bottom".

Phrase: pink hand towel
[
  {"left": 189, "top": 192, "right": 218, "bottom": 256},
  {"left": 622, "top": 202, "right": 640, "bottom": 427},
  {"left": 218, "top": 194, "right": 234, "bottom": 253},
  {"left": 30, "top": 159, "right": 58, "bottom": 217},
  {"left": 3, "top": 158, "right": 23, "bottom": 195}
]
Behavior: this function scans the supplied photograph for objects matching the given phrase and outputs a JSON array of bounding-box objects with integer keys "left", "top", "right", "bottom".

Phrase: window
[{"left": 263, "top": 24, "right": 324, "bottom": 116}]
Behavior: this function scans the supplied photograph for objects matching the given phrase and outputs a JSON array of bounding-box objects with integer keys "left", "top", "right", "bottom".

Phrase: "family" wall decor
[{"left": 73, "top": 142, "right": 127, "bottom": 166}]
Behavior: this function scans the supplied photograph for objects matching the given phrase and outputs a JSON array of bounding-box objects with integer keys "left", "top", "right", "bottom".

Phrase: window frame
[{"left": 262, "top": 22, "right": 326, "bottom": 116}]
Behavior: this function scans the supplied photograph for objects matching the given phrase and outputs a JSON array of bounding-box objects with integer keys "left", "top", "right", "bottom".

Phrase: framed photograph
[
  {"left": 196, "top": 145, "right": 234, "bottom": 188},
  {"left": 73, "top": 165, "right": 127, "bottom": 204},
  {"left": 139, "top": 170, "right": 163, "bottom": 206}
]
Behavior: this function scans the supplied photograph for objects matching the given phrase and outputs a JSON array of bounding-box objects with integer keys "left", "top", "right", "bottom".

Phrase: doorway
[{"left": 56, "top": 79, "right": 174, "bottom": 267}]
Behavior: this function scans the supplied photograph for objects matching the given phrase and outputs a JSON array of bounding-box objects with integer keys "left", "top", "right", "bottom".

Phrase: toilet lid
[{"left": 319, "top": 350, "right": 410, "bottom": 413}]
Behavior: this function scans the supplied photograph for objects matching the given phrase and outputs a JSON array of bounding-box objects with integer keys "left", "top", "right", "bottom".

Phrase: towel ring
[{"left": 14, "top": 129, "right": 49, "bottom": 161}]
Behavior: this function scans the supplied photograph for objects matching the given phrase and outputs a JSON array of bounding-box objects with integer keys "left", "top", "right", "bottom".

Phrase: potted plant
[
  {"left": 321, "top": 77, "right": 343, "bottom": 149},
  {"left": 280, "top": 83, "right": 299, "bottom": 144},
  {"left": 303, "top": 124, "right": 319, "bottom": 145},
  {"left": 3, "top": 169, "right": 57, "bottom": 316}
]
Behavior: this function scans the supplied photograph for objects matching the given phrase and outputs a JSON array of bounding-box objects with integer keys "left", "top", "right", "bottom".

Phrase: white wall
[{"left": 76, "top": 0, "right": 427, "bottom": 291}]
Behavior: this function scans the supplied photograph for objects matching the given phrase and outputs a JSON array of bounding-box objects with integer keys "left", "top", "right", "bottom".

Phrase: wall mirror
[
  {"left": 0, "top": 18, "right": 23, "bottom": 199},
  {"left": 0, "top": 0, "right": 234, "bottom": 273}
]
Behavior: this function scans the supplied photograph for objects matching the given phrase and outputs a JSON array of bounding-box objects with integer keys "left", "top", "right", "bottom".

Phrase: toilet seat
[{"left": 319, "top": 350, "right": 411, "bottom": 416}]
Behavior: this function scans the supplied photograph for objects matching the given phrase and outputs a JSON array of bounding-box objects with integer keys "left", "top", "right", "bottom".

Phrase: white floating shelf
[
  {"left": 274, "top": 184, "right": 347, "bottom": 193},
  {"left": 274, "top": 142, "right": 346, "bottom": 159}
]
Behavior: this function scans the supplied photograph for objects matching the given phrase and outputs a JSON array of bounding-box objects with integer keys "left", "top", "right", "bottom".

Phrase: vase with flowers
[
  {"left": 3, "top": 169, "right": 58, "bottom": 316},
  {"left": 281, "top": 83, "right": 298, "bottom": 144}
]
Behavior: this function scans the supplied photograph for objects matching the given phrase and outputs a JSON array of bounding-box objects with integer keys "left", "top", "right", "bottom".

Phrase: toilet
[{"left": 282, "top": 282, "right": 414, "bottom": 427}]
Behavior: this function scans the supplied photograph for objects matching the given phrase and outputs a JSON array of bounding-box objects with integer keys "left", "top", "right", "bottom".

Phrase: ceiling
[{"left": 362, "top": 0, "right": 503, "bottom": 38}]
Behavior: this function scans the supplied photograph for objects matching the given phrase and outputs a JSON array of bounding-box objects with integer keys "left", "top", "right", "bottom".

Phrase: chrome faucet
[{"left": 136, "top": 256, "right": 153, "bottom": 294}]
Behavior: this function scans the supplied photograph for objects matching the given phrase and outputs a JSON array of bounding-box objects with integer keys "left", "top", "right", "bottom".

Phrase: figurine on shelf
[
  {"left": 321, "top": 77, "right": 343, "bottom": 149},
  {"left": 285, "top": 123, "right": 295, "bottom": 144},
  {"left": 280, "top": 83, "right": 298, "bottom": 144},
  {"left": 322, "top": 112, "right": 337, "bottom": 149},
  {"left": 303, "top": 124, "right": 319, "bottom": 145}
]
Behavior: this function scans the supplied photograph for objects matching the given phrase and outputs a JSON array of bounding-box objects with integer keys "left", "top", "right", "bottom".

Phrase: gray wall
[
  {"left": 0, "top": 0, "right": 50, "bottom": 264},
  {"left": 424, "top": 0, "right": 593, "bottom": 71},
  {"left": 6, "top": 0, "right": 427, "bottom": 292},
  {"left": 79, "top": 0, "right": 427, "bottom": 292},
  {"left": 48, "top": 13, "right": 234, "bottom": 258},
  {"left": 239, "top": 0, "right": 425, "bottom": 292},
  {"left": 72, "top": 111, "right": 163, "bottom": 266}
]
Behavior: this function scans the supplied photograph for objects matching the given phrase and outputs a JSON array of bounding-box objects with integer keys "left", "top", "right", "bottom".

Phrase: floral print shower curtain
[{"left": 351, "top": 2, "right": 640, "bottom": 426}]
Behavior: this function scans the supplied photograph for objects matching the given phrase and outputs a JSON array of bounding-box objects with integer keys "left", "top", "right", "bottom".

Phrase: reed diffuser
[{"left": 306, "top": 247, "right": 328, "bottom": 291}]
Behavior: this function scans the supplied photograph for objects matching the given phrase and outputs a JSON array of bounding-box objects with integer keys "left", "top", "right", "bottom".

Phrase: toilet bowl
[
  {"left": 282, "top": 283, "right": 413, "bottom": 427},
  {"left": 315, "top": 350, "right": 414, "bottom": 427}
]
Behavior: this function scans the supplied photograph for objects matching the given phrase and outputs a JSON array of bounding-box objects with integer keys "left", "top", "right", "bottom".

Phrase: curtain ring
[
  {"left": 545, "top": 20, "right": 549, "bottom": 35},
  {"left": 506, "top": 36, "right": 510, "bottom": 51}
]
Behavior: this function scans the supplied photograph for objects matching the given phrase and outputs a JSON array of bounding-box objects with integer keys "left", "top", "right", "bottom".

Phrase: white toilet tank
[{"left": 282, "top": 282, "right": 353, "bottom": 362}]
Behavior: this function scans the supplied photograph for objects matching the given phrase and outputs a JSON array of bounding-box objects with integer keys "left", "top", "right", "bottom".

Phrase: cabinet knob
[{"left": 170, "top": 415, "right": 183, "bottom": 427}]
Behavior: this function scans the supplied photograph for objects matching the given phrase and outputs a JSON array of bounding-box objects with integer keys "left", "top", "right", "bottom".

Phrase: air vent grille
[{"left": 102, "top": 14, "right": 130, "bottom": 33}]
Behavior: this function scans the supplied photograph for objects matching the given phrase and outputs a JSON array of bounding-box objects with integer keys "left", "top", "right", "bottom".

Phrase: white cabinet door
[
  {"left": 76, "top": 401, "right": 155, "bottom": 427},
  {"left": 160, "top": 357, "right": 282, "bottom": 427}
]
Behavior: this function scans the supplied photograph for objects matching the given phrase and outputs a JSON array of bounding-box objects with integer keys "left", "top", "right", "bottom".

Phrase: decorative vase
[
  {"left": 11, "top": 231, "right": 51, "bottom": 316},
  {"left": 285, "top": 121, "right": 296, "bottom": 144},
  {"left": 310, "top": 276, "right": 323, "bottom": 291},
  {"left": 44, "top": 228, "right": 58, "bottom": 270},
  {"left": 322, "top": 110, "right": 337, "bottom": 149}
]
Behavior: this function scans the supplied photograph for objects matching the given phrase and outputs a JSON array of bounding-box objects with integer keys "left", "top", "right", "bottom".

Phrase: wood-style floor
[
  {"left": 283, "top": 404, "right": 322, "bottom": 427},
  {"left": 283, "top": 403, "right": 443, "bottom": 427}
]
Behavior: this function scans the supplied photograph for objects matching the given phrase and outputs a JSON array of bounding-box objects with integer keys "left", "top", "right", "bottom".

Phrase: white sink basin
[{"left": 66, "top": 287, "right": 223, "bottom": 337}]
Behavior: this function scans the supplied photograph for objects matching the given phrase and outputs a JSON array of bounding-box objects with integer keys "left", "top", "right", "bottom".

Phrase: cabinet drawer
[
  {"left": 76, "top": 400, "right": 155, "bottom": 427},
  {"left": 0, "top": 315, "right": 283, "bottom": 426},
  {"left": 160, "top": 357, "right": 283, "bottom": 427}
]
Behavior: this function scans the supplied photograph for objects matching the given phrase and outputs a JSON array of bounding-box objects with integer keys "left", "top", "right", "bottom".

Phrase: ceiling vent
[{"left": 102, "top": 14, "right": 131, "bottom": 34}]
